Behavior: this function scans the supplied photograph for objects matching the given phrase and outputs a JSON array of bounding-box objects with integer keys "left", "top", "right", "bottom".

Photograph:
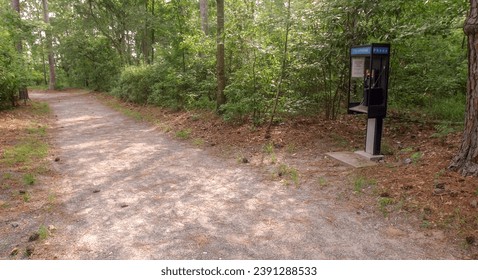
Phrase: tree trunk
[
  {"left": 11, "top": 0, "right": 28, "bottom": 102},
  {"left": 216, "top": 0, "right": 226, "bottom": 111},
  {"left": 141, "top": 2, "right": 151, "bottom": 64},
  {"left": 450, "top": 0, "right": 478, "bottom": 176},
  {"left": 199, "top": 0, "right": 208, "bottom": 35},
  {"left": 266, "top": 0, "right": 291, "bottom": 133},
  {"left": 151, "top": 0, "right": 155, "bottom": 63},
  {"left": 11, "top": 0, "right": 21, "bottom": 52},
  {"left": 42, "top": 0, "right": 56, "bottom": 90}
]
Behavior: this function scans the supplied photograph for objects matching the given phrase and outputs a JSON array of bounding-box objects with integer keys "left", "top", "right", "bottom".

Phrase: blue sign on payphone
[
  {"left": 351, "top": 46, "right": 389, "bottom": 56},
  {"left": 372, "top": 47, "right": 389, "bottom": 55},
  {"left": 350, "top": 46, "right": 372, "bottom": 56}
]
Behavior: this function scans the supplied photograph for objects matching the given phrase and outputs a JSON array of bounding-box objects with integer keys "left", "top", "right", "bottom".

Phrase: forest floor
[{"left": 1, "top": 89, "right": 477, "bottom": 259}]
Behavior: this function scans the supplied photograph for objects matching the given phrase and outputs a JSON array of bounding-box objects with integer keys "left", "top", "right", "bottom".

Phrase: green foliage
[
  {"left": 6, "top": 0, "right": 467, "bottom": 124},
  {"left": 113, "top": 65, "right": 156, "bottom": 104},
  {"left": 410, "top": 152, "right": 423, "bottom": 163},
  {"left": 426, "top": 95, "right": 466, "bottom": 122},
  {"left": 38, "top": 225, "right": 49, "bottom": 240},
  {"left": 0, "top": 5, "right": 29, "bottom": 109},
  {"left": 26, "top": 126, "right": 46, "bottom": 136},
  {"left": 378, "top": 197, "right": 394, "bottom": 216},
  {"left": 31, "top": 102, "right": 51, "bottom": 115},
  {"left": 431, "top": 123, "right": 456, "bottom": 139},
  {"left": 22, "top": 173, "right": 36, "bottom": 186},
  {"left": 353, "top": 176, "right": 377, "bottom": 193},
  {"left": 22, "top": 191, "right": 31, "bottom": 202},
  {"left": 2, "top": 140, "right": 48, "bottom": 166},
  {"left": 0, "top": 122, "right": 48, "bottom": 166},
  {"left": 175, "top": 129, "right": 191, "bottom": 140},
  {"left": 263, "top": 142, "right": 275, "bottom": 155},
  {"left": 277, "top": 164, "right": 300, "bottom": 187},
  {"left": 59, "top": 35, "right": 122, "bottom": 91}
]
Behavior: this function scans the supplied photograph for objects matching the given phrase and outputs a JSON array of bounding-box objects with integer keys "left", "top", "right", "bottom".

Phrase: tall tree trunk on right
[
  {"left": 450, "top": 0, "right": 478, "bottom": 175},
  {"left": 42, "top": 0, "right": 56, "bottom": 90},
  {"left": 199, "top": 0, "right": 208, "bottom": 35},
  {"left": 216, "top": 0, "right": 226, "bottom": 111},
  {"left": 11, "top": 0, "right": 28, "bottom": 102}
]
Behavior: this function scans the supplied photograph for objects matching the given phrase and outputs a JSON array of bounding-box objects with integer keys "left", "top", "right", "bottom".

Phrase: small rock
[
  {"left": 380, "top": 192, "right": 391, "bottom": 198},
  {"left": 93, "top": 189, "right": 101, "bottom": 193},
  {"left": 274, "top": 143, "right": 284, "bottom": 149},
  {"left": 28, "top": 233, "right": 40, "bottom": 242},
  {"left": 466, "top": 236, "right": 475, "bottom": 245},
  {"left": 25, "top": 245, "right": 35, "bottom": 257},
  {"left": 241, "top": 157, "right": 249, "bottom": 164},
  {"left": 28, "top": 232, "right": 40, "bottom": 242},
  {"left": 433, "top": 184, "right": 446, "bottom": 195},
  {"left": 403, "top": 158, "right": 412, "bottom": 165},
  {"left": 470, "top": 200, "right": 478, "bottom": 208},
  {"left": 433, "top": 188, "right": 446, "bottom": 195},
  {"left": 10, "top": 248, "right": 19, "bottom": 256},
  {"left": 54, "top": 157, "right": 60, "bottom": 162},
  {"left": 48, "top": 225, "right": 56, "bottom": 232}
]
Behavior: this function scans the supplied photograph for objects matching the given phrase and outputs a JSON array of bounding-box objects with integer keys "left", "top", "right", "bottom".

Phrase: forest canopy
[{"left": 0, "top": 0, "right": 468, "bottom": 123}]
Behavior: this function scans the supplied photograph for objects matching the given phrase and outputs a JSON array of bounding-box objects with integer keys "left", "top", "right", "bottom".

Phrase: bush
[
  {"left": 112, "top": 65, "right": 157, "bottom": 104},
  {"left": 59, "top": 35, "right": 121, "bottom": 91},
  {"left": 426, "top": 94, "right": 465, "bottom": 122},
  {"left": 0, "top": 32, "right": 28, "bottom": 109}
]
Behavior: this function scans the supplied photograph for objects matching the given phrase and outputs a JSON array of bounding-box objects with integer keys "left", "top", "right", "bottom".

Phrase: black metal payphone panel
[
  {"left": 348, "top": 43, "right": 390, "bottom": 118},
  {"left": 347, "top": 43, "right": 390, "bottom": 157}
]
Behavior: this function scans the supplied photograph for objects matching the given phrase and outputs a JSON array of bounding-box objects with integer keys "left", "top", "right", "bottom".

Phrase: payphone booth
[{"left": 348, "top": 43, "right": 390, "bottom": 160}]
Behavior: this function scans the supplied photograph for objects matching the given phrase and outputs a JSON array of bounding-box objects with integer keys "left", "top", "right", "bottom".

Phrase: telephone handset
[{"left": 364, "top": 69, "right": 381, "bottom": 89}]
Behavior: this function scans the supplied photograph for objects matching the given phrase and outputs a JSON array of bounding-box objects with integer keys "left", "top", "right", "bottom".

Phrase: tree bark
[
  {"left": 216, "top": 0, "right": 226, "bottom": 111},
  {"left": 266, "top": 0, "right": 291, "bottom": 133},
  {"left": 11, "top": 0, "right": 21, "bottom": 52},
  {"left": 199, "top": 0, "right": 208, "bottom": 35},
  {"left": 151, "top": 0, "right": 155, "bottom": 63},
  {"left": 11, "top": 0, "right": 28, "bottom": 102},
  {"left": 42, "top": 0, "right": 56, "bottom": 90},
  {"left": 450, "top": 0, "right": 478, "bottom": 175},
  {"left": 141, "top": 1, "right": 151, "bottom": 64}
]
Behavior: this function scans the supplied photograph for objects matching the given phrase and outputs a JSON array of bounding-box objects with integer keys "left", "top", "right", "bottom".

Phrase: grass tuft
[{"left": 176, "top": 129, "right": 191, "bottom": 140}]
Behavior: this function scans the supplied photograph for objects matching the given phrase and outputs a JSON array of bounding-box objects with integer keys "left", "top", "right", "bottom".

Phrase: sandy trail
[{"left": 31, "top": 91, "right": 458, "bottom": 259}]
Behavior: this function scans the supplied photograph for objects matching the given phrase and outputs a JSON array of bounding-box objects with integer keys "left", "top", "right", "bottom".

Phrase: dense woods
[{"left": 0, "top": 0, "right": 466, "bottom": 118}]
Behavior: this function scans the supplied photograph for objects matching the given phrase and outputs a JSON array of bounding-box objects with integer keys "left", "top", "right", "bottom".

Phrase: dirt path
[{"left": 30, "top": 91, "right": 459, "bottom": 259}]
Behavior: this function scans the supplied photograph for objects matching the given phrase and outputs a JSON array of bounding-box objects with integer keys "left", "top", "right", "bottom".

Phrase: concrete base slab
[
  {"left": 325, "top": 151, "right": 378, "bottom": 168},
  {"left": 354, "top": 151, "right": 384, "bottom": 162}
]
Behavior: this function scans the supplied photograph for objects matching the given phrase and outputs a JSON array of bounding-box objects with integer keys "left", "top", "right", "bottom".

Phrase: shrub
[
  {"left": 0, "top": 33, "right": 27, "bottom": 109},
  {"left": 112, "top": 65, "right": 156, "bottom": 104}
]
